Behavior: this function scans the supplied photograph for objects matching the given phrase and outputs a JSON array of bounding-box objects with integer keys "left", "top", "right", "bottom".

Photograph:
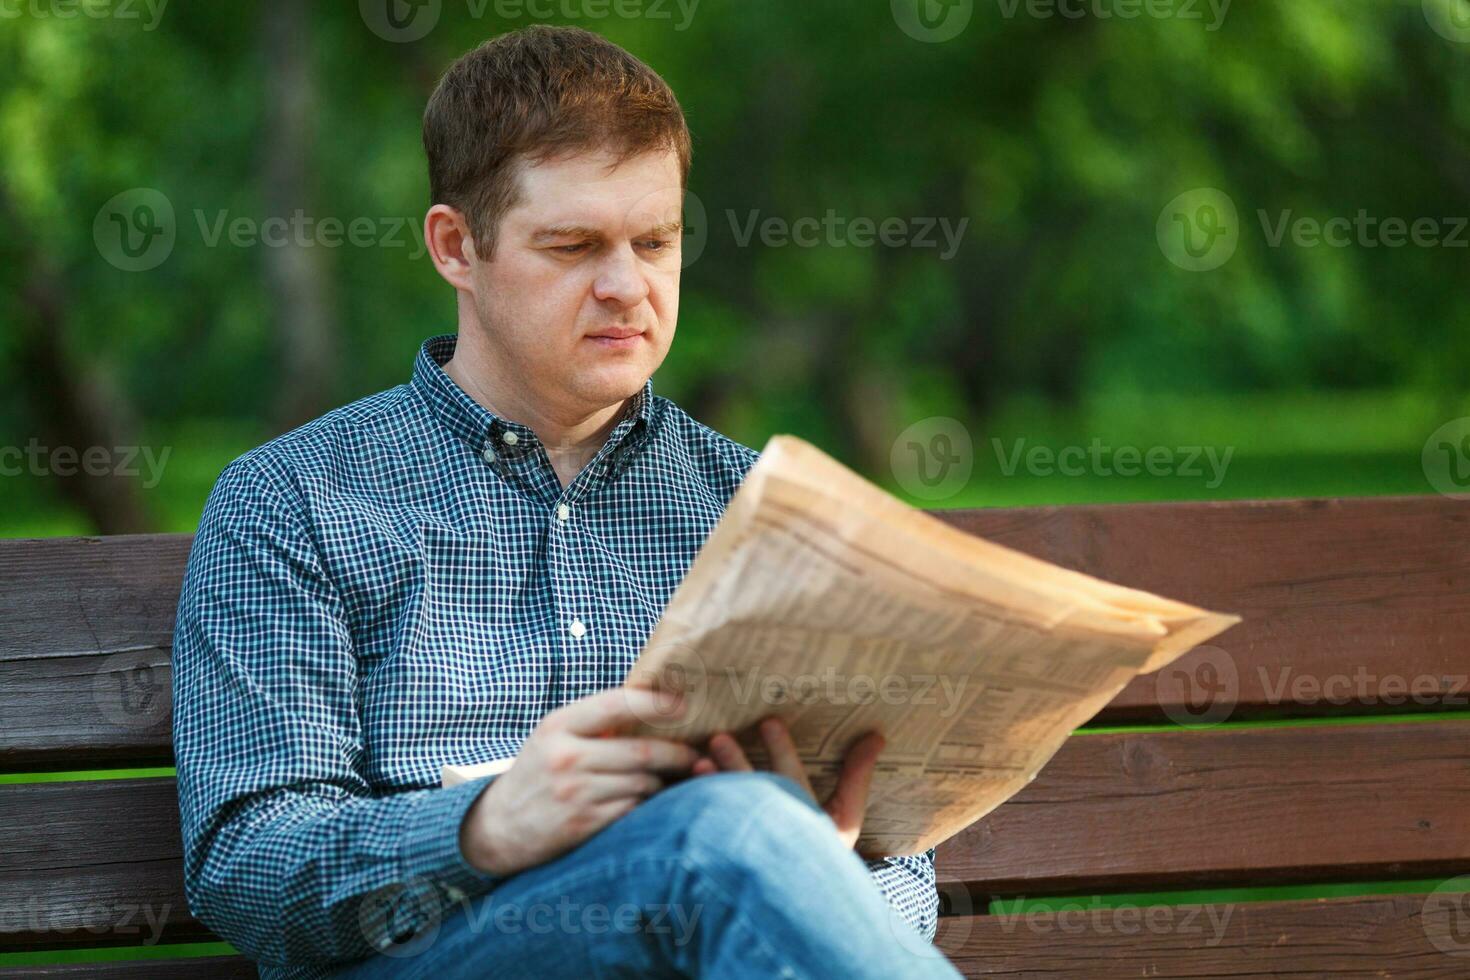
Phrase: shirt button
[
  {"left": 556, "top": 504, "right": 570, "bottom": 522},
  {"left": 481, "top": 446, "right": 496, "bottom": 464},
  {"left": 568, "top": 619, "right": 587, "bottom": 639},
  {"left": 502, "top": 431, "right": 519, "bottom": 446}
]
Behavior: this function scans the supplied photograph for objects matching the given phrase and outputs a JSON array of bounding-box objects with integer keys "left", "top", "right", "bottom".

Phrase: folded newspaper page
[{"left": 446, "top": 435, "right": 1241, "bottom": 856}]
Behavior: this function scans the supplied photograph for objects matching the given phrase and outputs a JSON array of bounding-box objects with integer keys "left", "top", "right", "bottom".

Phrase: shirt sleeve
[
  {"left": 172, "top": 458, "right": 502, "bottom": 967},
  {"left": 866, "top": 849, "right": 940, "bottom": 941}
]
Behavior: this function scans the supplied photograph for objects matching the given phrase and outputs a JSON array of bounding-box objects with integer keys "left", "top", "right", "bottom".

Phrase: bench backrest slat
[{"left": 4, "top": 497, "right": 1466, "bottom": 771}]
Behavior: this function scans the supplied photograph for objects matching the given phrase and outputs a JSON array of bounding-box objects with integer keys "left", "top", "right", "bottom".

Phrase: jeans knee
[{"left": 661, "top": 771, "right": 848, "bottom": 875}]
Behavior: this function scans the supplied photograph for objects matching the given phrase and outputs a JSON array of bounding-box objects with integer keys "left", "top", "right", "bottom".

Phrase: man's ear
[{"left": 426, "top": 204, "right": 479, "bottom": 291}]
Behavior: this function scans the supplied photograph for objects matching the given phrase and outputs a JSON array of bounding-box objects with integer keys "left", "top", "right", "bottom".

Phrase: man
[{"left": 173, "top": 25, "right": 960, "bottom": 979}]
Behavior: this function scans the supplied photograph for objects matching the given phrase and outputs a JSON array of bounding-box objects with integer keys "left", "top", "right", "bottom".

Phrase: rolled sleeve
[{"left": 172, "top": 458, "right": 502, "bottom": 967}]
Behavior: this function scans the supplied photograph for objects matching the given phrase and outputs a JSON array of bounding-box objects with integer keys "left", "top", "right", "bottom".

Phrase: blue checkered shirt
[{"left": 172, "top": 334, "right": 939, "bottom": 977}]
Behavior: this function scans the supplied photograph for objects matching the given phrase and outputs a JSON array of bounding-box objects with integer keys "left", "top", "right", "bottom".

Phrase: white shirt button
[
  {"left": 568, "top": 619, "right": 587, "bottom": 638},
  {"left": 502, "top": 431, "right": 519, "bottom": 446},
  {"left": 481, "top": 446, "right": 496, "bottom": 464},
  {"left": 556, "top": 504, "right": 570, "bottom": 522}
]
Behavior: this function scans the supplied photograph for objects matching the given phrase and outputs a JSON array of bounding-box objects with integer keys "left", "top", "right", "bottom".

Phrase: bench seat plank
[
  {"left": 935, "top": 893, "right": 1467, "bottom": 978},
  {"left": 6, "top": 720, "right": 1467, "bottom": 950}
]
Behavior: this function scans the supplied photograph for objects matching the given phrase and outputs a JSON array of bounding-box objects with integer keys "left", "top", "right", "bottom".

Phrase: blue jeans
[{"left": 336, "top": 770, "right": 962, "bottom": 979}]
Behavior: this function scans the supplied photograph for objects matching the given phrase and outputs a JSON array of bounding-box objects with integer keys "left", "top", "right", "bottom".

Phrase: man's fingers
[
  {"left": 707, "top": 731, "right": 754, "bottom": 771},
  {"left": 577, "top": 736, "right": 700, "bottom": 773},
  {"left": 556, "top": 686, "right": 685, "bottom": 737},
  {"left": 825, "top": 730, "right": 885, "bottom": 831},
  {"left": 758, "top": 717, "right": 815, "bottom": 797}
]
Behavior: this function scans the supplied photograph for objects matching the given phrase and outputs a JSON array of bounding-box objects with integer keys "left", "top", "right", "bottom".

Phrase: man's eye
[
  {"left": 640, "top": 239, "right": 672, "bottom": 252},
  {"left": 556, "top": 243, "right": 591, "bottom": 255}
]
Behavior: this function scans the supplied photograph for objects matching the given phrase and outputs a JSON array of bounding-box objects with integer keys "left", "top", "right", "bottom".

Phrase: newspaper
[{"left": 446, "top": 435, "right": 1240, "bottom": 857}]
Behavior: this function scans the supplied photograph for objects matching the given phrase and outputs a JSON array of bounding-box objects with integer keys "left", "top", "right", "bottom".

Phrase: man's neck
[{"left": 443, "top": 343, "right": 629, "bottom": 488}]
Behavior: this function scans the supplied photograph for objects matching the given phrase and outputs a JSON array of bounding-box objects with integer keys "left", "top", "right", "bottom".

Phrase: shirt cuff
[{"left": 377, "top": 775, "right": 503, "bottom": 949}]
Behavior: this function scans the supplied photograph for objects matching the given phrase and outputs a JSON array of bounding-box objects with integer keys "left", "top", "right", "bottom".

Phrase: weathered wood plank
[
  {"left": 936, "top": 720, "right": 1470, "bottom": 897},
  {"left": 0, "top": 778, "right": 209, "bottom": 950},
  {"left": 6, "top": 722, "right": 1467, "bottom": 949},
  {"left": 0, "top": 958, "right": 255, "bottom": 979},
  {"left": 3, "top": 496, "right": 1466, "bottom": 768},
  {"left": 934, "top": 893, "right": 1469, "bottom": 978},
  {"left": 937, "top": 495, "right": 1470, "bottom": 723},
  {"left": 0, "top": 535, "right": 189, "bottom": 770}
]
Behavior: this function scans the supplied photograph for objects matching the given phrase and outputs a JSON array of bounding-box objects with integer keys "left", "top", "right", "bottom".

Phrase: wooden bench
[{"left": 3, "top": 496, "right": 1467, "bottom": 977}]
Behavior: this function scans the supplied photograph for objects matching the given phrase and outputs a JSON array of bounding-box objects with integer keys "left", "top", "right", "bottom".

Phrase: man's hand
[
  {"left": 692, "top": 716, "right": 886, "bottom": 855},
  {"left": 459, "top": 687, "right": 700, "bottom": 877}
]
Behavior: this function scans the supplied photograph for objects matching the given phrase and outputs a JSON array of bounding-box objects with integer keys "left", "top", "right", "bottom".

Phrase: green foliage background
[{"left": 1, "top": 0, "right": 1467, "bottom": 536}]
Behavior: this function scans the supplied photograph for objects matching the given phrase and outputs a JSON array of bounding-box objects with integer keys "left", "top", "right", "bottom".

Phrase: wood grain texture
[
  {"left": 0, "top": 958, "right": 256, "bottom": 979},
  {"left": 934, "top": 495, "right": 1470, "bottom": 723},
  {"left": 935, "top": 719, "right": 1470, "bottom": 898},
  {"left": 2, "top": 495, "right": 1465, "bottom": 771},
  {"left": 0, "top": 535, "right": 190, "bottom": 771},
  {"left": 0, "top": 779, "right": 209, "bottom": 950},
  {"left": 6, "top": 722, "right": 1467, "bottom": 950},
  {"left": 935, "top": 893, "right": 1470, "bottom": 978}
]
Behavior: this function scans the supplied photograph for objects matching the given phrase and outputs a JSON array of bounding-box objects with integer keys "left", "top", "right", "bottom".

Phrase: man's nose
[{"left": 591, "top": 243, "right": 652, "bottom": 307}]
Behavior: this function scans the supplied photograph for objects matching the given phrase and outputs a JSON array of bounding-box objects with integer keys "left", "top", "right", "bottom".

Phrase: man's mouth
[{"left": 585, "top": 325, "right": 645, "bottom": 349}]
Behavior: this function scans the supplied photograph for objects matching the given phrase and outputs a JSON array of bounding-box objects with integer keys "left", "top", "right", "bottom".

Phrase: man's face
[{"left": 466, "top": 147, "right": 683, "bottom": 418}]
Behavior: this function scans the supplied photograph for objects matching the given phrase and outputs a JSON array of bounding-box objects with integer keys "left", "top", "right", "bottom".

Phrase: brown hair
[{"left": 423, "top": 25, "right": 692, "bottom": 258}]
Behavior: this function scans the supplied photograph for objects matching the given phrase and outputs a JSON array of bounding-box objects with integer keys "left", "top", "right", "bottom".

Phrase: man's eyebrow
[
  {"left": 529, "top": 220, "right": 683, "bottom": 244},
  {"left": 641, "top": 220, "right": 683, "bottom": 238},
  {"left": 530, "top": 225, "right": 604, "bottom": 244}
]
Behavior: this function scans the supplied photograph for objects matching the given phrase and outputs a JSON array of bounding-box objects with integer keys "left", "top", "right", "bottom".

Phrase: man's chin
[{"left": 573, "top": 365, "right": 654, "bottom": 411}]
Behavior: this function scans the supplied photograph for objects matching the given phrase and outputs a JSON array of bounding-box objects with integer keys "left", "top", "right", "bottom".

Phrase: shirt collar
[{"left": 410, "top": 334, "right": 655, "bottom": 479}]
